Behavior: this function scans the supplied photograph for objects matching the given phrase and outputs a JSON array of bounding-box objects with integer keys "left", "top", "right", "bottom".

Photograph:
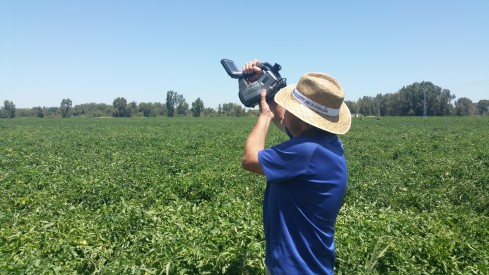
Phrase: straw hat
[{"left": 274, "top": 72, "right": 351, "bottom": 134}]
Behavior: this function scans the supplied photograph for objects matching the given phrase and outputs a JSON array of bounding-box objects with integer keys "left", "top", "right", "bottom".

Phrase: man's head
[{"left": 275, "top": 72, "right": 351, "bottom": 135}]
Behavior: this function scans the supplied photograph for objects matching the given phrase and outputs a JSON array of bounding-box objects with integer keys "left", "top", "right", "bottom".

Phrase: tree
[
  {"left": 2, "top": 100, "right": 16, "bottom": 118},
  {"left": 60, "top": 98, "right": 72, "bottom": 118},
  {"left": 221, "top": 102, "right": 245, "bottom": 117},
  {"left": 113, "top": 97, "right": 129, "bottom": 117},
  {"left": 454, "top": 97, "right": 477, "bottom": 116},
  {"left": 156, "top": 102, "right": 167, "bottom": 117},
  {"left": 232, "top": 104, "right": 246, "bottom": 117},
  {"left": 375, "top": 93, "right": 384, "bottom": 116},
  {"left": 72, "top": 103, "right": 113, "bottom": 117},
  {"left": 191, "top": 97, "right": 204, "bottom": 117},
  {"left": 435, "top": 88, "right": 455, "bottom": 116},
  {"left": 344, "top": 100, "right": 358, "bottom": 115},
  {"left": 246, "top": 108, "right": 259, "bottom": 116},
  {"left": 33, "top": 106, "right": 45, "bottom": 118},
  {"left": 202, "top": 107, "right": 217, "bottom": 117},
  {"left": 476, "top": 100, "right": 489, "bottom": 115},
  {"left": 176, "top": 94, "right": 189, "bottom": 116},
  {"left": 139, "top": 102, "right": 154, "bottom": 117},
  {"left": 139, "top": 102, "right": 166, "bottom": 117},
  {"left": 218, "top": 104, "right": 223, "bottom": 116},
  {"left": 166, "top": 90, "right": 177, "bottom": 117},
  {"left": 383, "top": 93, "right": 399, "bottom": 116},
  {"left": 371, "top": 81, "right": 455, "bottom": 116},
  {"left": 397, "top": 84, "right": 424, "bottom": 116},
  {"left": 357, "top": 96, "right": 377, "bottom": 116},
  {"left": 128, "top": 101, "right": 139, "bottom": 117}
]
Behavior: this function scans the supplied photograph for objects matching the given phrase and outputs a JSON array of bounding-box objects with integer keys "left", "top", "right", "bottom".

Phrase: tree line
[
  {"left": 345, "top": 82, "right": 488, "bottom": 116},
  {"left": 1, "top": 82, "right": 488, "bottom": 118},
  {"left": 0, "top": 91, "right": 254, "bottom": 118}
]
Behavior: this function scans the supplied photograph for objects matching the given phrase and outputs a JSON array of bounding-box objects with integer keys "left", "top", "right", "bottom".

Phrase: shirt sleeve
[{"left": 258, "top": 141, "right": 315, "bottom": 184}]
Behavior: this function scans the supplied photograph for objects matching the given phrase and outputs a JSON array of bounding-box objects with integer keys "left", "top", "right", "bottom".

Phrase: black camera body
[{"left": 221, "top": 59, "right": 286, "bottom": 108}]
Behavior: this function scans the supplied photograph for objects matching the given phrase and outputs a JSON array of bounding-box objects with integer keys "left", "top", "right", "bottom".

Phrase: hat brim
[{"left": 274, "top": 84, "right": 352, "bottom": 134}]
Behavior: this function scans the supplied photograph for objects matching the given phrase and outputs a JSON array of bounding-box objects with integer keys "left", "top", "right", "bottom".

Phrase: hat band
[{"left": 292, "top": 88, "right": 340, "bottom": 116}]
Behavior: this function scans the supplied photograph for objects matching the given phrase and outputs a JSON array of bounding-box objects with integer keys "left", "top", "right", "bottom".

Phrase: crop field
[{"left": 0, "top": 116, "right": 488, "bottom": 274}]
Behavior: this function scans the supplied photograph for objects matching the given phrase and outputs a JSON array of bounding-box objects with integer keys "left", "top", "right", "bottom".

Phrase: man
[{"left": 241, "top": 59, "right": 351, "bottom": 274}]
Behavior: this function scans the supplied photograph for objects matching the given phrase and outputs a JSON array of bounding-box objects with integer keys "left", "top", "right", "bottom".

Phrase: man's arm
[{"left": 242, "top": 90, "right": 273, "bottom": 175}]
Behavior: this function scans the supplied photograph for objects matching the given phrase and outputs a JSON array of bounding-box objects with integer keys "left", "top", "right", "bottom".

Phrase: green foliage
[
  {"left": 60, "top": 98, "right": 73, "bottom": 118},
  {"left": 219, "top": 103, "right": 246, "bottom": 117},
  {"left": 454, "top": 97, "right": 477, "bottom": 116},
  {"left": 112, "top": 97, "right": 131, "bottom": 117},
  {"left": 477, "top": 100, "right": 489, "bottom": 115},
  {"left": 353, "top": 81, "right": 457, "bottom": 116},
  {"left": 2, "top": 100, "right": 16, "bottom": 118},
  {"left": 191, "top": 98, "right": 204, "bottom": 117},
  {"left": 0, "top": 117, "right": 487, "bottom": 274},
  {"left": 175, "top": 94, "right": 189, "bottom": 116},
  {"left": 72, "top": 103, "right": 113, "bottom": 117},
  {"left": 139, "top": 102, "right": 167, "bottom": 118},
  {"left": 337, "top": 116, "right": 488, "bottom": 274},
  {"left": 166, "top": 91, "right": 177, "bottom": 117}
]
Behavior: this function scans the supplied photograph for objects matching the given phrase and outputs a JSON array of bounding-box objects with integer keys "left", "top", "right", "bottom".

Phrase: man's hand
[
  {"left": 242, "top": 59, "right": 263, "bottom": 83},
  {"left": 259, "top": 89, "right": 274, "bottom": 120}
]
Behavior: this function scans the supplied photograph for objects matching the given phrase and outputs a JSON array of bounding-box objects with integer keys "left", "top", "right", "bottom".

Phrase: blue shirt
[{"left": 258, "top": 133, "right": 347, "bottom": 274}]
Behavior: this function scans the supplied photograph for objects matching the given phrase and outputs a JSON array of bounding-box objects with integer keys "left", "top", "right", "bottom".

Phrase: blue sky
[{"left": 1, "top": 0, "right": 488, "bottom": 109}]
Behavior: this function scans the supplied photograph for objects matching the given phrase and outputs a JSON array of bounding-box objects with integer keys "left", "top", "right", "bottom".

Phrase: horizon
[{"left": 7, "top": 80, "right": 487, "bottom": 111}]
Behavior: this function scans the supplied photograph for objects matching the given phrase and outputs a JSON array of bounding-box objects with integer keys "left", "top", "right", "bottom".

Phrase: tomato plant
[{"left": 0, "top": 116, "right": 487, "bottom": 274}]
